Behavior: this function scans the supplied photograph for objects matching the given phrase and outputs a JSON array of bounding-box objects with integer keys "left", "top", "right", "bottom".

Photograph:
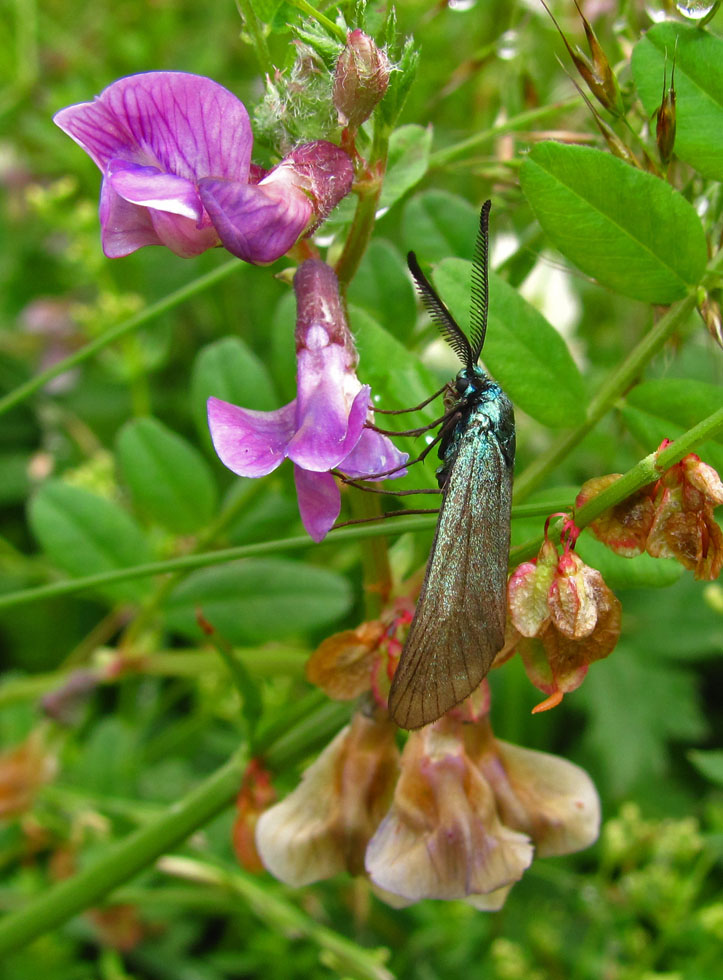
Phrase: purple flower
[
  {"left": 208, "top": 259, "right": 408, "bottom": 541},
  {"left": 54, "top": 72, "right": 354, "bottom": 263}
]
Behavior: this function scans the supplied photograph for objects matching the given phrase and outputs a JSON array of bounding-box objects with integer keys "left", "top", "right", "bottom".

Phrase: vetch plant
[
  {"left": 1, "top": 0, "right": 723, "bottom": 974},
  {"left": 54, "top": 72, "right": 353, "bottom": 261}
]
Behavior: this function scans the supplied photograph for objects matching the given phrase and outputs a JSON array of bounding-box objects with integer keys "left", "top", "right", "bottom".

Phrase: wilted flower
[
  {"left": 254, "top": 699, "right": 600, "bottom": 907},
  {"left": 646, "top": 452, "right": 723, "bottom": 580},
  {"left": 0, "top": 732, "right": 57, "bottom": 820},
  {"left": 232, "top": 759, "right": 276, "bottom": 873},
  {"left": 333, "top": 30, "right": 390, "bottom": 130},
  {"left": 306, "top": 597, "right": 415, "bottom": 701},
  {"left": 365, "top": 721, "right": 533, "bottom": 903},
  {"left": 208, "top": 259, "right": 407, "bottom": 541},
  {"left": 54, "top": 72, "right": 353, "bottom": 262},
  {"left": 576, "top": 474, "right": 657, "bottom": 557},
  {"left": 577, "top": 451, "right": 723, "bottom": 580},
  {"left": 255, "top": 712, "right": 400, "bottom": 884},
  {"left": 504, "top": 527, "right": 621, "bottom": 708},
  {"left": 464, "top": 719, "right": 600, "bottom": 858}
]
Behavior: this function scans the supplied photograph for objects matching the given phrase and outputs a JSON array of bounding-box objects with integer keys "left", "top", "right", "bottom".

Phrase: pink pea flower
[
  {"left": 208, "top": 259, "right": 408, "bottom": 541},
  {"left": 54, "top": 72, "right": 353, "bottom": 262}
]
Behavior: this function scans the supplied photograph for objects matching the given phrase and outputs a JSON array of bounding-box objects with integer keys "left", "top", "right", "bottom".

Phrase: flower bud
[
  {"left": 541, "top": 0, "right": 622, "bottom": 115},
  {"left": 333, "top": 30, "right": 390, "bottom": 129},
  {"left": 654, "top": 54, "right": 677, "bottom": 166},
  {"left": 698, "top": 292, "right": 723, "bottom": 350}
]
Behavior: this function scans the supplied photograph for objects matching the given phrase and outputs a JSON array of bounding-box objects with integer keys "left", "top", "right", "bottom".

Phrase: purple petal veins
[{"left": 54, "top": 73, "right": 352, "bottom": 263}]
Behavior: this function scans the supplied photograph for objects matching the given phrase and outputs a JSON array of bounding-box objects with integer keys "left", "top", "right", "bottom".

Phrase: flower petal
[
  {"left": 491, "top": 740, "right": 601, "bottom": 857},
  {"left": 107, "top": 159, "right": 203, "bottom": 220},
  {"left": 99, "top": 179, "right": 164, "bottom": 258},
  {"left": 55, "top": 72, "right": 252, "bottom": 180},
  {"left": 289, "top": 368, "right": 369, "bottom": 472},
  {"left": 340, "top": 426, "right": 408, "bottom": 480},
  {"left": 207, "top": 396, "right": 296, "bottom": 478},
  {"left": 147, "top": 210, "right": 219, "bottom": 258},
  {"left": 255, "top": 715, "right": 399, "bottom": 885},
  {"left": 265, "top": 141, "right": 354, "bottom": 227},
  {"left": 294, "top": 467, "right": 341, "bottom": 542},
  {"left": 255, "top": 725, "right": 351, "bottom": 886},
  {"left": 365, "top": 728, "right": 533, "bottom": 901},
  {"left": 198, "top": 178, "right": 312, "bottom": 264},
  {"left": 54, "top": 98, "right": 135, "bottom": 172}
]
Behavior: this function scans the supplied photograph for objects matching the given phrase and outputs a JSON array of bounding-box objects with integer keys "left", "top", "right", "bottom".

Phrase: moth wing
[{"left": 388, "top": 427, "right": 512, "bottom": 729}]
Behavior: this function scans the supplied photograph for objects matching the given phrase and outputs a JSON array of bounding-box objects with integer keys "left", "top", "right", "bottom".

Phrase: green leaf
[
  {"left": 163, "top": 559, "right": 353, "bottom": 644},
  {"left": 576, "top": 531, "right": 682, "bottom": 590},
  {"left": 632, "top": 22, "right": 723, "bottom": 181},
  {"left": 28, "top": 481, "right": 152, "bottom": 602},
  {"left": 433, "top": 258, "right": 587, "bottom": 427},
  {"left": 579, "top": 648, "right": 708, "bottom": 796},
  {"left": 520, "top": 142, "right": 707, "bottom": 303},
  {"left": 116, "top": 417, "right": 218, "bottom": 534},
  {"left": 688, "top": 749, "right": 723, "bottom": 787},
  {"left": 190, "top": 337, "right": 277, "bottom": 445},
  {"left": 621, "top": 378, "right": 723, "bottom": 472},
  {"left": 249, "top": 0, "right": 283, "bottom": 22},
  {"left": 347, "top": 239, "right": 417, "bottom": 341},
  {"left": 402, "top": 190, "right": 479, "bottom": 262},
  {"left": 351, "top": 307, "right": 441, "bottom": 489},
  {"left": 379, "top": 125, "right": 432, "bottom": 212}
]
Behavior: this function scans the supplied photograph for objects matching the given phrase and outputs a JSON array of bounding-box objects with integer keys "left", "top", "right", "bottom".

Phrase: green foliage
[
  {"left": 1, "top": 0, "right": 723, "bottom": 977},
  {"left": 632, "top": 22, "right": 723, "bottom": 180},
  {"left": 116, "top": 417, "right": 219, "bottom": 533},
  {"left": 28, "top": 480, "right": 152, "bottom": 602},
  {"left": 433, "top": 257, "right": 587, "bottom": 427},
  {"left": 520, "top": 143, "right": 708, "bottom": 303}
]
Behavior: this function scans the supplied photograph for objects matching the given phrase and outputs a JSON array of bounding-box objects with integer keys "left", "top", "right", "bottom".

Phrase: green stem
[
  {"left": 158, "top": 857, "right": 393, "bottom": 980},
  {"left": 0, "top": 259, "right": 240, "bottom": 419},
  {"left": 0, "top": 502, "right": 566, "bottom": 613},
  {"left": 335, "top": 121, "right": 390, "bottom": 288},
  {"left": 0, "top": 699, "right": 351, "bottom": 958},
  {"left": 349, "top": 488, "right": 392, "bottom": 618},
  {"left": 285, "top": 0, "right": 346, "bottom": 41},
  {"left": 235, "top": 0, "right": 273, "bottom": 75},
  {"left": 509, "top": 404, "right": 723, "bottom": 564},
  {"left": 428, "top": 97, "right": 580, "bottom": 169},
  {"left": 0, "top": 749, "right": 247, "bottom": 957},
  {"left": 122, "top": 479, "right": 265, "bottom": 647},
  {"left": 513, "top": 261, "right": 714, "bottom": 503}
]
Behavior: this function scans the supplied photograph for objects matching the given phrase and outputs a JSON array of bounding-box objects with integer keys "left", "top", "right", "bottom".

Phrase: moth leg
[{"left": 372, "top": 384, "right": 448, "bottom": 415}]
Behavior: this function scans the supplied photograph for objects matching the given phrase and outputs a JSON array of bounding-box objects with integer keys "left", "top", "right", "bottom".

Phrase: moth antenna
[
  {"left": 407, "top": 251, "right": 474, "bottom": 369},
  {"left": 469, "top": 200, "right": 491, "bottom": 363}
]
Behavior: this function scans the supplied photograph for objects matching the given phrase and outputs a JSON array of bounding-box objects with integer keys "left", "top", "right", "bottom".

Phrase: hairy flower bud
[{"left": 333, "top": 30, "right": 390, "bottom": 129}]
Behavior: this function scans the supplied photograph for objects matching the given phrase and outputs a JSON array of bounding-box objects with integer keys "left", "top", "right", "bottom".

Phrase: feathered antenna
[
  {"left": 469, "top": 200, "right": 491, "bottom": 363},
  {"left": 407, "top": 251, "right": 474, "bottom": 371}
]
